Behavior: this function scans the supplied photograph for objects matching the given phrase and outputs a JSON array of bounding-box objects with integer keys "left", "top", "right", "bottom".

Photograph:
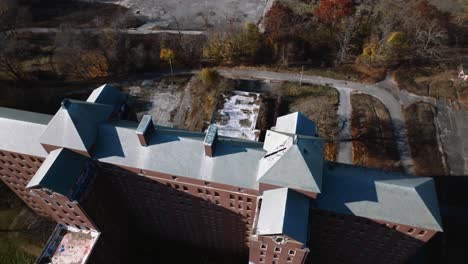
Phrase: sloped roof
[
  {"left": 39, "top": 99, "right": 113, "bottom": 155},
  {"left": 257, "top": 130, "right": 324, "bottom": 193},
  {"left": 318, "top": 162, "right": 443, "bottom": 231},
  {"left": 256, "top": 188, "right": 311, "bottom": 244},
  {"left": 274, "top": 112, "right": 317, "bottom": 136},
  {"left": 27, "top": 148, "right": 89, "bottom": 199},
  {"left": 86, "top": 84, "right": 126, "bottom": 110},
  {"left": 0, "top": 107, "right": 52, "bottom": 157}
]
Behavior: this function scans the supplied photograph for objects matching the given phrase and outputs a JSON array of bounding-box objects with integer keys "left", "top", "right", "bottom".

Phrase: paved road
[
  {"left": 218, "top": 68, "right": 416, "bottom": 174},
  {"left": 336, "top": 88, "right": 353, "bottom": 164},
  {"left": 14, "top": 27, "right": 205, "bottom": 35},
  {"left": 376, "top": 72, "right": 436, "bottom": 107}
]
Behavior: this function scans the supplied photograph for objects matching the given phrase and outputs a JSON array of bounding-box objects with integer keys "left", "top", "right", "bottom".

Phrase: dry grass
[
  {"left": 351, "top": 94, "right": 400, "bottom": 171},
  {"left": 404, "top": 103, "right": 447, "bottom": 176},
  {"left": 278, "top": 82, "right": 340, "bottom": 161},
  {"left": 185, "top": 75, "right": 235, "bottom": 131},
  {"left": 352, "top": 64, "right": 387, "bottom": 83},
  {"left": 395, "top": 67, "right": 461, "bottom": 100}
]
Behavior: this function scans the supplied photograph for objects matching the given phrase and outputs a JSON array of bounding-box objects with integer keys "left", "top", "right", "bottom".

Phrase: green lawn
[{"left": 0, "top": 209, "right": 39, "bottom": 264}]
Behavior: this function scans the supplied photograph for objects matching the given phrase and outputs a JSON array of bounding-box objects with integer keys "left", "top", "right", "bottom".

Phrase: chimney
[
  {"left": 136, "top": 115, "right": 155, "bottom": 147},
  {"left": 204, "top": 124, "right": 218, "bottom": 157}
]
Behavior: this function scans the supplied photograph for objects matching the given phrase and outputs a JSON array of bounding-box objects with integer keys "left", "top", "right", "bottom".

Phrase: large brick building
[{"left": 0, "top": 84, "right": 442, "bottom": 264}]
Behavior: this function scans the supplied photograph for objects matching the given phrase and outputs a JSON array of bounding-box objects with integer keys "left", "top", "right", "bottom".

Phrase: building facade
[{"left": 0, "top": 84, "right": 442, "bottom": 264}]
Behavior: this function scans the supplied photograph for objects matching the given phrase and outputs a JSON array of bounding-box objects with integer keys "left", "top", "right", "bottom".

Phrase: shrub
[
  {"left": 198, "top": 68, "right": 218, "bottom": 85},
  {"left": 203, "top": 23, "right": 262, "bottom": 64}
]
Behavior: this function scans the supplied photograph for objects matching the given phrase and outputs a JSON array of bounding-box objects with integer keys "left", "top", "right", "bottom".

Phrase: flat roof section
[{"left": 0, "top": 107, "right": 52, "bottom": 157}]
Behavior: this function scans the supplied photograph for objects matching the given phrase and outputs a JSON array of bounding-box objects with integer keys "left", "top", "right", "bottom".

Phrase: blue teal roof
[
  {"left": 318, "top": 162, "right": 443, "bottom": 231},
  {"left": 39, "top": 99, "right": 113, "bottom": 154},
  {"left": 27, "top": 148, "right": 89, "bottom": 199},
  {"left": 86, "top": 84, "right": 127, "bottom": 110}
]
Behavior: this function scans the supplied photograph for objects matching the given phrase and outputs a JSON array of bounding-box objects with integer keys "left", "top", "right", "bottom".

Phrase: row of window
[
  {"left": 385, "top": 223, "right": 426, "bottom": 236},
  {"left": 259, "top": 244, "right": 297, "bottom": 256},
  {"left": 258, "top": 257, "right": 294, "bottom": 264},
  {"left": 0, "top": 151, "right": 42, "bottom": 163}
]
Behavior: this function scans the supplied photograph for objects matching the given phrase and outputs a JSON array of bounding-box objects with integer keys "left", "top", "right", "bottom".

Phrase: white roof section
[
  {"left": 274, "top": 112, "right": 317, "bottom": 136},
  {"left": 257, "top": 130, "right": 324, "bottom": 193},
  {"left": 0, "top": 107, "right": 51, "bottom": 157},
  {"left": 318, "top": 162, "right": 443, "bottom": 231},
  {"left": 39, "top": 99, "right": 113, "bottom": 155},
  {"left": 256, "top": 188, "right": 311, "bottom": 244}
]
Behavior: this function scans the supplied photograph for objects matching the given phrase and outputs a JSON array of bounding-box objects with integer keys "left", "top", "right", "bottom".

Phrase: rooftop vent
[
  {"left": 136, "top": 115, "right": 154, "bottom": 147},
  {"left": 204, "top": 125, "right": 218, "bottom": 157}
]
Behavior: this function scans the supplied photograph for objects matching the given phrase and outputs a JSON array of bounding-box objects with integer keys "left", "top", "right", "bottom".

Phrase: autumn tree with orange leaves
[{"left": 313, "top": 0, "right": 353, "bottom": 24}]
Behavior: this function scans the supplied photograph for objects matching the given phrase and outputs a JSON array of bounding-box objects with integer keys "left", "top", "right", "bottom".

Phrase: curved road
[{"left": 218, "top": 68, "right": 416, "bottom": 174}]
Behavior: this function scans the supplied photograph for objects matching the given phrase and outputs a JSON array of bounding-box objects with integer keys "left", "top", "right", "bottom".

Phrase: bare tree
[
  {"left": 335, "top": 16, "right": 358, "bottom": 65},
  {"left": 413, "top": 19, "right": 449, "bottom": 60},
  {"left": 0, "top": 34, "right": 32, "bottom": 81},
  {"left": 53, "top": 24, "right": 108, "bottom": 80},
  {"left": 0, "top": 0, "right": 17, "bottom": 32}
]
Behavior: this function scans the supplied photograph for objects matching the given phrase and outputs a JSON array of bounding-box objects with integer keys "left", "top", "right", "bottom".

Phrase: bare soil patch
[
  {"left": 351, "top": 94, "right": 400, "bottom": 171},
  {"left": 405, "top": 102, "right": 447, "bottom": 176},
  {"left": 122, "top": 75, "right": 192, "bottom": 127}
]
